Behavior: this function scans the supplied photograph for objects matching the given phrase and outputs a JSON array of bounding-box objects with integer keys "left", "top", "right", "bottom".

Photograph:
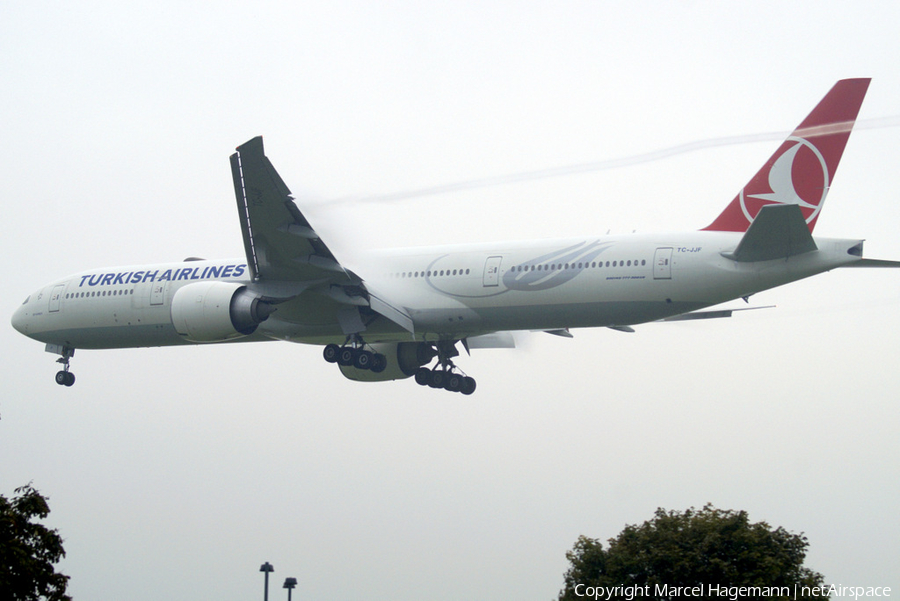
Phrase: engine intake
[{"left": 171, "top": 281, "right": 273, "bottom": 342}]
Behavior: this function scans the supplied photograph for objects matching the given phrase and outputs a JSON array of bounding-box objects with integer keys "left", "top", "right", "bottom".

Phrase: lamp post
[
  {"left": 260, "top": 562, "right": 274, "bottom": 601},
  {"left": 283, "top": 577, "right": 298, "bottom": 601}
]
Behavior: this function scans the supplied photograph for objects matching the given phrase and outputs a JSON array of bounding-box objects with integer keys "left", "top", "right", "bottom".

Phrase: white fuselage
[{"left": 11, "top": 230, "right": 864, "bottom": 350}]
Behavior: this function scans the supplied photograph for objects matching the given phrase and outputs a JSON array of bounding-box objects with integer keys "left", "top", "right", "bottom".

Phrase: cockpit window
[{"left": 22, "top": 295, "right": 30, "bottom": 305}]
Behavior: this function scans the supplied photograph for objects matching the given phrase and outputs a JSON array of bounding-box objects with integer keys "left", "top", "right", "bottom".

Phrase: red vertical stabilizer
[{"left": 703, "top": 78, "right": 870, "bottom": 233}]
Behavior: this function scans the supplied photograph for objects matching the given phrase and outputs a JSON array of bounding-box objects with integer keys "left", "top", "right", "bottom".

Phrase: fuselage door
[
  {"left": 653, "top": 247, "right": 673, "bottom": 280},
  {"left": 150, "top": 281, "right": 167, "bottom": 306},
  {"left": 48, "top": 284, "right": 65, "bottom": 312},
  {"left": 483, "top": 256, "right": 502, "bottom": 287}
]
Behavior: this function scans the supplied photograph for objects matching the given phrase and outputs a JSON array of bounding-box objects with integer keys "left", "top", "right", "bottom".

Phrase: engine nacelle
[
  {"left": 171, "top": 281, "right": 272, "bottom": 343},
  {"left": 339, "top": 342, "right": 435, "bottom": 382}
]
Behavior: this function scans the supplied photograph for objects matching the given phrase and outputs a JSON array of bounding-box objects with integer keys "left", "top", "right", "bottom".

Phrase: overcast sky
[{"left": 2, "top": 2, "right": 899, "bottom": 599}]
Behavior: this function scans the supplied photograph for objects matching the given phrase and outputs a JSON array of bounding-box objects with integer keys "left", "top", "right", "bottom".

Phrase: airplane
[{"left": 12, "top": 78, "right": 900, "bottom": 394}]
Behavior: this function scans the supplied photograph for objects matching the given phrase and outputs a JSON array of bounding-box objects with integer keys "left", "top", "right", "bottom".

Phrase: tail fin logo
[{"left": 739, "top": 136, "right": 829, "bottom": 226}]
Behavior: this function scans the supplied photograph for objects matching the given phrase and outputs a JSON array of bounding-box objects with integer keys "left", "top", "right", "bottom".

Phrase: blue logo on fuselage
[
  {"left": 77, "top": 263, "right": 247, "bottom": 287},
  {"left": 502, "top": 241, "right": 611, "bottom": 291}
]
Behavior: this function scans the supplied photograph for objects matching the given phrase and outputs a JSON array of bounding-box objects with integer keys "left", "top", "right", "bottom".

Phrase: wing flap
[{"left": 367, "top": 290, "right": 415, "bottom": 334}]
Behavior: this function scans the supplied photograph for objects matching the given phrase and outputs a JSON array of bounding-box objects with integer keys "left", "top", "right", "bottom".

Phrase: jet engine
[
  {"left": 171, "top": 281, "right": 273, "bottom": 342},
  {"left": 339, "top": 342, "right": 434, "bottom": 382}
]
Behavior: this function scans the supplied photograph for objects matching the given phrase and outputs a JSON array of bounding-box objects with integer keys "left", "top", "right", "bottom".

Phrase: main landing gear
[
  {"left": 51, "top": 345, "right": 76, "bottom": 387},
  {"left": 413, "top": 340, "right": 476, "bottom": 395},
  {"left": 413, "top": 366, "right": 476, "bottom": 395},
  {"left": 322, "top": 337, "right": 388, "bottom": 373}
]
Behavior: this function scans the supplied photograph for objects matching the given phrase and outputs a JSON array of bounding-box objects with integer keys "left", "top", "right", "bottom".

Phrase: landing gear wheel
[
  {"left": 428, "top": 369, "right": 447, "bottom": 389},
  {"left": 370, "top": 353, "right": 387, "bottom": 373},
  {"left": 444, "top": 373, "right": 463, "bottom": 392},
  {"left": 323, "top": 344, "right": 340, "bottom": 363},
  {"left": 354, "top": 350, "right": 374, "bottom": 370},
  {"left": 55, "top": 371, "right": 75, "bottom": 387},
  {"left": 414, "top": 367, "right": 431, "bottom": 386},
  {"left": 337, "top": 347, "right": 356, "bottom": 366},
  {"left": 460, "top": 376, "right": 476, "bottom": 395}
]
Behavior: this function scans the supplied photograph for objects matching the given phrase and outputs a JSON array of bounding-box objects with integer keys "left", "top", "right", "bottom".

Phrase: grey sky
[{"left": 2, "top": 1, "right": 899, "bottom": 599}]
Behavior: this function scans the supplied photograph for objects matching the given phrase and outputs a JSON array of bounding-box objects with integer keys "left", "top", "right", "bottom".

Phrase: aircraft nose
[{"left": 11, "top": 300, "right": 30, "bottom": 335}]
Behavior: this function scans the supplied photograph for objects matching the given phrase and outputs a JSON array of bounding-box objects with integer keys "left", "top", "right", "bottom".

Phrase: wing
[
  {"left": 230, "top": 136, "right": 351, "bottom": 283},
  {"left": 229, "top": 136, "right": 414, "bottom": 336}
]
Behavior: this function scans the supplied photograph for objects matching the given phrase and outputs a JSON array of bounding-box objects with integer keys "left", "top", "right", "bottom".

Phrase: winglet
[{"left": 703, "top": 78, "right": 870, "bottom": 233}]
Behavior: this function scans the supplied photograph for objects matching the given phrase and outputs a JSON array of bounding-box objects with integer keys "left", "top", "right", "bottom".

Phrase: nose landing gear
[{"left": 48, "top": 344, "right": 76, "bottom": 387}]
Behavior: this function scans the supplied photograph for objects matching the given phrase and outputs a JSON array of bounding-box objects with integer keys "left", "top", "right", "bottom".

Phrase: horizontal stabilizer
[
  {"left": 841, "top": 258, "right": 900, "bottom": 268},
  {"left": 722, "top": 204, "right": 817, "bottom": 262},
  {"left": 660, "top": 305, "right": 775, "bottom": 322}
]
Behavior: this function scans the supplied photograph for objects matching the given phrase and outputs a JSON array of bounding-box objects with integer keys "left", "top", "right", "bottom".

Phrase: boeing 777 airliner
[{"left": 11, "top": 78, "right": 900, "bottom": 393}]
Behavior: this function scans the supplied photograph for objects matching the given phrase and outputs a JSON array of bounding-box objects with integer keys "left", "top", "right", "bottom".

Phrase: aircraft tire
[
  {"left": 323, "top": 344, "right": 340, "bottom": 363},
  {"left": 414, "top": 367, "right": 431, "bottom": 386},
  {"left": 354, "top": 350, "right": 373, "bottom": 370},
  {"left": 428, "top": 369, "right": 446, "bottom": 389},
  {"left": 55, "top": 371, "right": 68, "bottom": 386},
  {"left": 445, "top": 373, "right": 462, "bottom": 392},
  {"left": 370, "top": 353, "right": 387, "bottom": 373},
  {"left": 337, "top": 347, "right": 356, "bottom": 366},
  {"left": 460, "top": 377, "right": 476, "bottom": 395}
]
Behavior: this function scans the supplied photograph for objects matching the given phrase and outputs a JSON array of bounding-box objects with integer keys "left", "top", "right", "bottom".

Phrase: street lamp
[
  {"left": 260, "top": 562, "right": 274, "bottom": 601},
  {"left": 283, "top": 577, "right": 298, "bottom": 601}
]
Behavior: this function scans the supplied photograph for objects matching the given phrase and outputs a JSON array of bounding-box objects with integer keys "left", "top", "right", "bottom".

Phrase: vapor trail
[{"left": 326, "top": 116, "right": 900, "bottom": 206}]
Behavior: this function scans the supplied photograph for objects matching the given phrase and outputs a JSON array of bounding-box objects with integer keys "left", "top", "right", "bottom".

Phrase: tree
[
  {"left": 559, "top": 504, "right": 828, "bottom": 600},
  {"left": 0, "top": 484, "right": 71, "bottom": 601}
]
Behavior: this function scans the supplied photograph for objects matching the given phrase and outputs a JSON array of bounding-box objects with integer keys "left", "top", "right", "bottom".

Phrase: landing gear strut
[{"left": 413, "top": 340, "right": 476, "bottom": 395}]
